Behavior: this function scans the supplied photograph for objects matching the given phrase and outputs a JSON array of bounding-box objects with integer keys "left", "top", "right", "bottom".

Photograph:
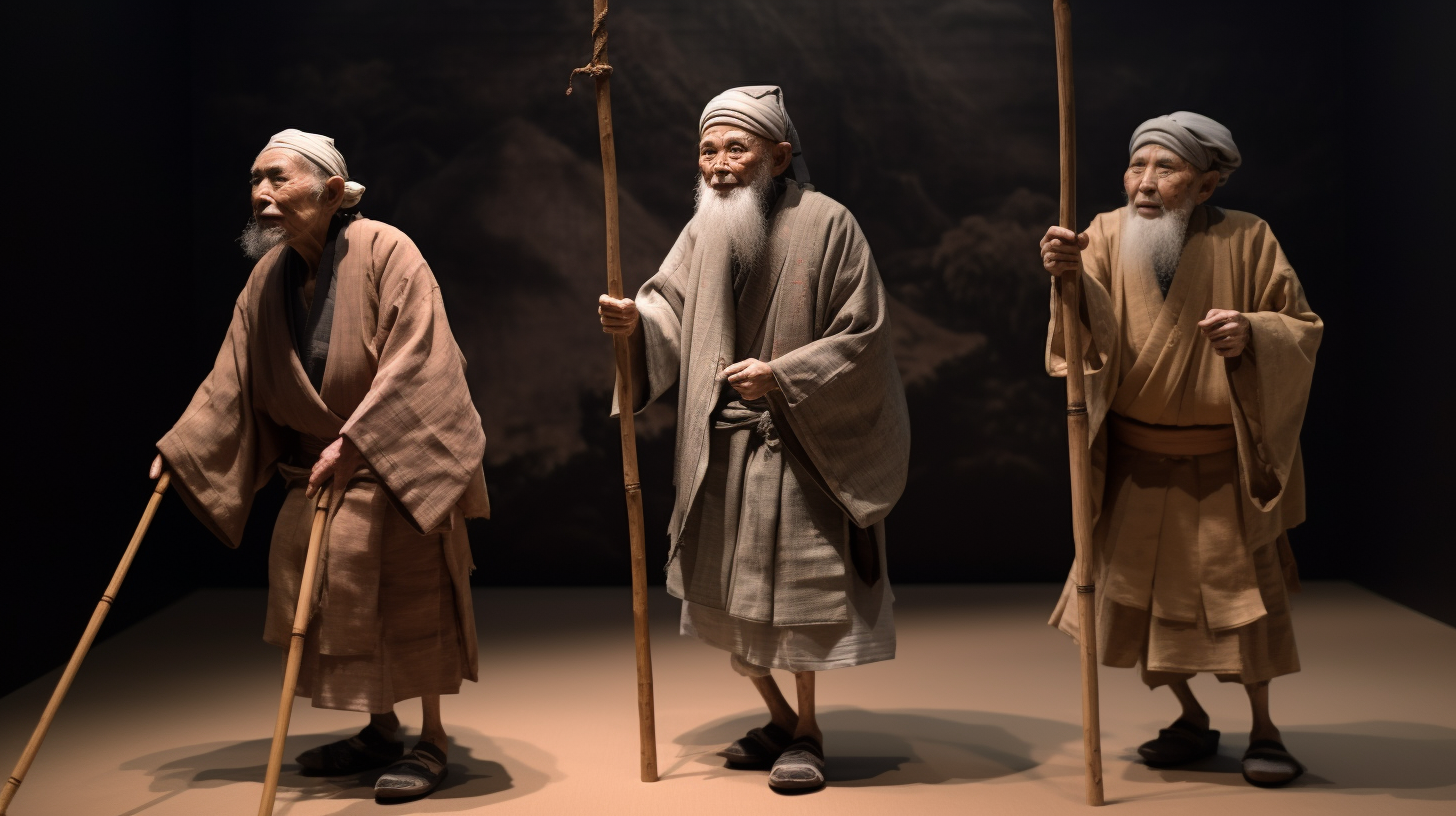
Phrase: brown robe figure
[
  {"left": 1040, "top": 111, "right": 1322, "bottom": 787},
  {"left": 156, "top": 127, "right": 485, "bottom": 801}
]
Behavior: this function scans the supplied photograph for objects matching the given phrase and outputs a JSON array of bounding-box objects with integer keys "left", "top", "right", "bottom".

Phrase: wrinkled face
[
  {"left": 698, "top": 125, "right": 792, "bottom": 194},
  {"left": 249, "top": 148, "right": 336, "bottom": 238},
  {"left": 1123, "top": 144, "right": 1219, "bottom": 219}
]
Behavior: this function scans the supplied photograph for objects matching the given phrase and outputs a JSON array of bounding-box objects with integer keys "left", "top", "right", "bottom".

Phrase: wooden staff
[
  {"left": 257, "top": 491, "right": 331, "bottom": 816},
  {"left": 0, "top": 473, "right": 172, "bottom": 815},
  {"left": 567, "top": 0, "right": 658, "bottom": 783},
  {"left": 1053, "top": 0, "right": 1104, "bottom": 806}
]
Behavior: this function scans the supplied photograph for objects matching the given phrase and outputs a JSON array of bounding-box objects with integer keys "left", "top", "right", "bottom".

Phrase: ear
[
  {"left": 771, "top": 141, "right": 793, "bottom": 177},
  {"left": 1193, "top": 169, "right": 1220, "bottom": 204},
  {"left": 324, "top": 175, "right": 347, "bottom": 209}
]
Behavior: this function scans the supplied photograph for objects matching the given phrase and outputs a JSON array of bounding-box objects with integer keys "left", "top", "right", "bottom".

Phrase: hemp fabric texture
[
  {"left": 619, "top": 179, "right": 909, "bottom": 671},
  {"left": 159, "top": 217, "right": 489, "bottom": 713},
  {"left": 1046, "top": 205, "right": 1321, "bottom": 687}
]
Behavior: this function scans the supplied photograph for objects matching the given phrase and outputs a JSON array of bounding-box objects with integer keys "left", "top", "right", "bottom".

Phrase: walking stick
[
  {"left": 1053, "top": 0, "right": 1104, "bottom": 805},
  {"left": 0, "top": 473, "right": 171, "bottom": 815},
  {"left": 567, "top": 0, "right": 659, "bottom": 783},
  {"left": 257, "top": 491, "right": 330, "bottom": 816}
]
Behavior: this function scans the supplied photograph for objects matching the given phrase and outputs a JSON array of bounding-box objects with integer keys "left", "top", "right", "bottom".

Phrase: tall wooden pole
[
  {"left": 569, "top": 0, "right": 659, "bottom": 783},
  {"left": 257, "top": 493, "right": 331, "bottom": 816},
  {"left": 0, "top": 474, "right": 171, "bottom": 815},
  {"left": 1053, "top": 0, "right": 1104, "bottom": 806}
]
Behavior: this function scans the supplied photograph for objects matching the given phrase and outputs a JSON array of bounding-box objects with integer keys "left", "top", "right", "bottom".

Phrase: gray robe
[{"left": 623, "top": 180, "right": 909, "bottom": 661}]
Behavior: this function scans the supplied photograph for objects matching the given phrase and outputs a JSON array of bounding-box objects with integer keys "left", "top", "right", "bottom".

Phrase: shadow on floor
[
  {"left": 670, "top": 706, "right": 1083, "bottom": 788},
  {"left": 115, "top": 725, "right": 557, "bottom": 814},
  {"left": 1117, "top": 720, "right": 1456, "bottom": 802}
]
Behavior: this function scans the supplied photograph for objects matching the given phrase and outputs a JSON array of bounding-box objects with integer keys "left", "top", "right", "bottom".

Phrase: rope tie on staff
[{"left": 565, "top": 4, "right": 612, "bottom": 95}]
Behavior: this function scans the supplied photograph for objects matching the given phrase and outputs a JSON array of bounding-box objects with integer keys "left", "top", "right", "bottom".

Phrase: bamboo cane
[
  {"left": 0, "top": 473, "right": 172, "bottom": 815},
  {"left": 256, "top": 491, "right": 331, "bottom": 816},
  {"left": 1052, "top": 0, "right": 1104, "bottom": 806},
  {"left": 567, "top": 0, "right": 658, "bottom": 783}
]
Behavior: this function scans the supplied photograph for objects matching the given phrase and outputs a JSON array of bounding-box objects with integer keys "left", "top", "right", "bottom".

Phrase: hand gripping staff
[
  {"left": 0, "top": 473, "right": 172, "bottom": 814},
  {"left": 566, "top": 0, "right": 659, "bottom": 783},
  {"left": 256, "top": 489, "right": 330, "bottom": 816},
  {"left": 1053, "top": 0, "right": 1105, "bottom": 805}
]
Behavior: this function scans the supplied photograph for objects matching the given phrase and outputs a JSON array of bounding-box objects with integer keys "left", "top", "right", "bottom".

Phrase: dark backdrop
[{"left": 7, "top": 1, "right": 1452, "bottom": 696}]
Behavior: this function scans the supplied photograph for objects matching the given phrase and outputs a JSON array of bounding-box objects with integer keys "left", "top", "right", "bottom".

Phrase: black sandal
[
  {"left": 1242, "top": 739, "right": 1305, "bottom": 787},
  {"left": 717, "top": 722, "right": 794, "bottom": 768},
  {"left": 768, "top": 736, "right": 825, "bottom": 793},
  {"left": 295, "top": 724, "right": 404, "bottom": 777},
  {"left": 1137, "top": 719, "right": 1220, "bottom": 768},
  {"left": 374, "top": 741, "right": 449, "bottom": 802}
]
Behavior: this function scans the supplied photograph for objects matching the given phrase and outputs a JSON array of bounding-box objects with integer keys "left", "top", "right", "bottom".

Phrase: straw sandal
[
  {"left": 1137, "top": 719, "right": 1220, "bottom": 768},
  {"left": 1241, "top": 739, "right": 1305, "bottom": 787},
  {"left": 374, "top": 741, "right": 449, "bottom": 801},
  {"left": 768, "top": 736, "right": 825, "bottom": 793},
  {"left": 295, "top": 724, "right": 403, "bottom": 777},
  {"left": 717, "top": 722, "right": 794, "bottom": 768}
]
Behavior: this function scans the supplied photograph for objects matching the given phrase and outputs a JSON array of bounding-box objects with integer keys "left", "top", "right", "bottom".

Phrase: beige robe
[
  {"left": 1047, "top": 205, "right": 1321, "bottom": 685},
  {"left": 159, "top": 217, "right": 489, "bottom": 712},
  {"left": 622, "top": 180, "right": 910, "bottom": 668}
]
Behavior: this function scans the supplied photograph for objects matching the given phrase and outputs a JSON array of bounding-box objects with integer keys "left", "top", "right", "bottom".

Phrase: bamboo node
[
  {"left": 565, "top": 5, "right": 613, "bottom": 96},
  {"left": 100, "top": 594, "right": 116, "bottom": 605},
  {"left": 1076, "top": 584, "right": 1095, "bottom": 593},
  {"left": 1066, "top": 404, "right": 1087, "bottom": 416},
  {"left": 625, "top": 481, "right": 641, "bottom": 493}
]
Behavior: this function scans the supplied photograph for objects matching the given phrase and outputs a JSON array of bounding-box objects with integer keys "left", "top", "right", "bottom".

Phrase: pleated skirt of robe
[
  {"left": 675, "top": 418, "right": 895, "bottom": 673},
  {"left": 1051, "top": 438, "right": 1300, "bottom": 687},
  {"left": 270, "top": 479, "right": 468, "bottom": 714}
]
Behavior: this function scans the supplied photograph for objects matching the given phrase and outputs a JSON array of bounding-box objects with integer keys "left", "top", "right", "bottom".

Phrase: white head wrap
[
  {"left": 699, "top": 85, "right": 809, "bottom": 183},
  {"left": 1129, "top": 111, "right": 1241, "bottom": 186},
  {"left": 257, "top": 128, "right": 366, "bottom": 208}
]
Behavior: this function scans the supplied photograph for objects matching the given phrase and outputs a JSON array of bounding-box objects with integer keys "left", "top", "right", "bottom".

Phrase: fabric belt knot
[{"left": 714, "top": 403, "right": 780, "bottom": 450}]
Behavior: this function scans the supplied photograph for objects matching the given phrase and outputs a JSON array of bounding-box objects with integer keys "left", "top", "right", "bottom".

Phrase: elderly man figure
[
  {"left": 152, "top": 129, "right": 488, "bottom": 801},
  {"left": 599, "top": 86, "right": 910, "bottom": 792},
  {"left": 1039, "top": 112, "right": 1322, "bottom": 787}
]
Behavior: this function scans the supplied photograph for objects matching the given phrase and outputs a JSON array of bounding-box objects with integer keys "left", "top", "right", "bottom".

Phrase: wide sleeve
[
  {"left": 338, "top": 232, "right": 488, "bottom": 534},
  {"left": 1046, "top": 212, "right": 1119, "bottom": 437},
  {"left": 766, "top": 209, "right": 911, "bottom": 528},
  {"left": 156, "top": 288, "right": 282, "bottom": 548},
  {"left": 613, "top": 223, "right": 693, "bottom": 416},
  {"left": 1226, "top": 222, "right": 1323, "bottom": 513}
]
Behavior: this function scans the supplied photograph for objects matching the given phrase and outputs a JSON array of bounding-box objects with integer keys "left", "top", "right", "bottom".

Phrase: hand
[
  {"left": 149, "top": 454, "right": 163, "bottom": 480},
  {"left": 721, "top": 358, "right": 778, "bottom": 401},
  {"left": 598, "top": 294, "right": 639, "bottom": 336},
  {"left": 1039, "top": 226, "right": 1089, "bottom": 276},
  {"left": 1198, "top": 309, "right": 1251, "bottom": 358},
  {"left": 308, "top": 436, "right": 364, "bottom": 498}
]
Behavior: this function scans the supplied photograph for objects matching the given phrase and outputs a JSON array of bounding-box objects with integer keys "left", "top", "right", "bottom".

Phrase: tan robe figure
[
  {"left": 622, "top": 179, "right": 911, "bottom": 672},
  {"left": 159, "top": 217, "right": 489, "bottom": 712},
  {"left": 1048, "top": 205, "right": 1322, "bottom": 686}
]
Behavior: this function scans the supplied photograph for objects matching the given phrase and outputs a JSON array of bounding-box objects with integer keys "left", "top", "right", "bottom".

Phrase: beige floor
[{"left": 2, "top": 582, "right": 1452, "bottom": 815}]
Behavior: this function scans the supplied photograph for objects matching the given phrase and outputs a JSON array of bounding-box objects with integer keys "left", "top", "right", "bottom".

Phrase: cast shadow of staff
[
  {"left": 669, "top": 706, "right": 1083, "bottom": 787},
  {"left": 114, "top": 725, "right": 557, "bottom": 815},
  {"left": 1119, "top": 720, "right": 1456, "bottom": 802}
]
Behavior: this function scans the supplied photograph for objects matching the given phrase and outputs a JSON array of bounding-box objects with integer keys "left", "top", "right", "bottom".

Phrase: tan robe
[
  {"left": 1047, "top": 205, "right": 1321, "bottom": 686},
  {"left": 621, "top": 179, "right": 910, "bottom": 670},
  {"left": 159, "top": 217, "right": 489, "bottom": 713}
]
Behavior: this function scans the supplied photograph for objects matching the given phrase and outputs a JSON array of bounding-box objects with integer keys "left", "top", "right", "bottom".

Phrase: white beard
[
  {"left": 238, "top": 217, "right": 289, "bottom": 260},
  {"left": 1122, "top": 198, "right": 1195, "bottom": 292},
  {"left": 691, "top": 165, "right": 774, "bottom": 270}
]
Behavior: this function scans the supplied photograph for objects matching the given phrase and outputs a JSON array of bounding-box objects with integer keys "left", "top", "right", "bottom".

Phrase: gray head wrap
[
  {"left": 699, "top": 85, "right": 809, "bottom": 183},
  {"left": 1129, "top": 111, "right": 1241, "bottom": 186},
  {"left": 257, "top": 128, "right": 366, "bottom": 207}
]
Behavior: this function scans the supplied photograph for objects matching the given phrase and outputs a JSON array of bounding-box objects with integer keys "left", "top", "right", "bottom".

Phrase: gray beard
[
  {"left": 691, "top": 166, "right": 774, "bottom": 271},
  {"left": 1122, "top": 198, "right": 1195, "bottom": 294},
  {"left": 238, "top": 217, "right": 289, "bottom": 260}
]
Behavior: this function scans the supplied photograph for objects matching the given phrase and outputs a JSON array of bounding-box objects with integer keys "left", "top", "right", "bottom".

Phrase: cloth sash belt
[
  {"left": 714, "top": 401, "right": 780, "bottom": 449},
  {"left": 1109, "top": 413, "right": 1236, "bottom": 456}
]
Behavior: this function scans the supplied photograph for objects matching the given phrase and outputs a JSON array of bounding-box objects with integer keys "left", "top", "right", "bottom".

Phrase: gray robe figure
[{"left": 621, "top": 178, "right": 911, "bottom": 673}]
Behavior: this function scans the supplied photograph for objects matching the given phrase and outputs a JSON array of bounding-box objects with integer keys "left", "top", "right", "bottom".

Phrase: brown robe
[
  {"left": 158, "top": 217, "right": 489, "bottom": 712},
  {"left": 620, "top": 179, "right": 909, "bottom": 657},
  {"left": 1047, "top": 205, "right": 1322, "bottom": 686}
]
